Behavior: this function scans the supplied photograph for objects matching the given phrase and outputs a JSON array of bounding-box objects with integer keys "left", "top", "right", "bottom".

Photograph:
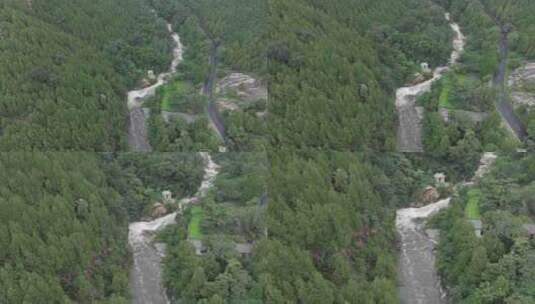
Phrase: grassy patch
[
  {"left": 465, "top": 189, "right": 482, "bottom": 220},
  {"left": 188, "top": 206, "right": 204, "bottom": 240},
  {"left": 161, "top": 80, "right": 190, "bottom": 112},
  {"left": 456, "top": 74, "right": 468, "bottom": 86},
  {"left": 439, "top": 76, "right": 453, "bottom": 109}
]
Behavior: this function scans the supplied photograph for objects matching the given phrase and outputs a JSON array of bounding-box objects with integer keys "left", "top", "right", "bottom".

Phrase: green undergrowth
[
  {"left": 188, "top": 205, "right": 204, "bottom": 240},
  {"left": 465, "top": 188, "right": 482, "bottom": 220}
]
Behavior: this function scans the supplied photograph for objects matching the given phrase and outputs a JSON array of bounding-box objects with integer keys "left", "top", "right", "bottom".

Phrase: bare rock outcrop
[
  {"left": 214, "top": 73, "right": 267, "bottom": 113},
  {"left": 508, "top": 62, "right": 535, "bottom": 109}
]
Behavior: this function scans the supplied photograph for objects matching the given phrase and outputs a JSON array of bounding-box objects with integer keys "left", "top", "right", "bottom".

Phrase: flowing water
[
  {"left": 127, "top": 23, "right": 184, "bottom": 152},
  {"left": 396, "top": 152, "right": 497, "bottom": 304},
  {"left": 128, "top": 152, "right": 220, "bottom": 304},
  {"left": 126, "top": 20, "right": 228, "bottom": 303},
  {"left": 396, "top": 13, "right": 465, "bottom": 152}
]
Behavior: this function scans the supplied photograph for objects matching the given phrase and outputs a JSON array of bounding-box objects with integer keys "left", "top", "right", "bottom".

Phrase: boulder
[
  {"left": 410, "top": 73, "right": 426, "bottom": 85},
  {"left": 420, "top": 186, "right": 440, "bottom": 205},
  {"left": 151, "top": 202, "right": 168, "bottom": 218}
]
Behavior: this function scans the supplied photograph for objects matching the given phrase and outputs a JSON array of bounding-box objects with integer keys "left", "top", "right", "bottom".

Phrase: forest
[
  {"left": 139, "top": 0, "right": 455, "bottom": 302},
  {"left": 0, "top": 153, "right": 130, "bottom": 303},
  {"left": 0, "top": 0, "right": 172, "bottom": 150},
  {"left": 433, "top": 153, "right": 535, "bottom": 303},
  {"left": 158, "top": 152, "right": 267, "bottom": 303},
  {"left": 140, "top": 0, "right": 267, "bottom": 152},
  {"left": 156, "top": 149, "right": 447, "bottom": 303},
  {"left": 1, "top": 0, "right": 534, "bottom": 303},
  {"left": 0, "top": 151, "right": 208, "bottom": 303},
  {"left": 267, "top": 0, "right": 453, "bottom": 151},
  {"left": 419, "top": 0, "right": 535, "bottom": 172}
]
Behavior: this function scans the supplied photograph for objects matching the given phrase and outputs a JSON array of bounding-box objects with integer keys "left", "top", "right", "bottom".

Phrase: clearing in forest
[
  {"left": 465, "top": 188, "right": 482, "bottom": 220},
  {"left": 188, "top": 206, "right": 204, "bottom": 239}
]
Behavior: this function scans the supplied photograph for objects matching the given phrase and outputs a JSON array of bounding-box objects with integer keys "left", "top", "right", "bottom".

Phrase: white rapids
[
  {"left": 396, "top": 152, "right": 497, "bottom": 304},
  {"left": 128, "top": 152, "right": 220, "bottom": 304},
  {"left": 396, "top": 13, "right": 466, "bottom": 152},
  {"left": 127, "top": 24, "right": 184, "bottom": 152},
  {"left": 128, "top": 24, "right": 184, "bottom": 111}
]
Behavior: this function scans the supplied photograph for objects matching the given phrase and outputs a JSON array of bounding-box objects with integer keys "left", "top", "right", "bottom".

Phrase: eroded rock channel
[
  {"left": 396, "top": 13, "right": 465, "bottom": 152},
  {"left": 127, "top": 23, "right": 184, "bottom": 152},
  {"left": 396, "top": 152, "right": 497, "bottom": 304},
  {"left": 128, "top": 153, "right": 220, "bottom": 304}
]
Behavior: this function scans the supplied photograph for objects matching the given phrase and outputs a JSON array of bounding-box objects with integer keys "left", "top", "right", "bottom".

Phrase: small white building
[
  {"left": 162, "top": 190, "right": 173, "bottom": 204},
  {"left": 421, "top": 62, "right": 431, "bottom": 73},
  {"left": 434, "top": 173, "right": 447, "bottom": 186}
]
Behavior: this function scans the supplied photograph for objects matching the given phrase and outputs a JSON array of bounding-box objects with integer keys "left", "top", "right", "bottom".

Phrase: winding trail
[
  {"left": 127, "top": 23, "right": 184, "bottom": 152},
  {"left": 396, "top": 13, "right": 465, "bottom": 152},
  {"left": 128, "top": 153, "right": 220, "bottom": 304},
  {"left": 396, "top": 152, "right": 497, "bottom": 304}
]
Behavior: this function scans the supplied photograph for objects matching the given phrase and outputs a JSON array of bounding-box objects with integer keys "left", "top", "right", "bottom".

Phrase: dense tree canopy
[
  {"left": 267, "top": 0, "right": 452, "bottom": 151},
  {"left": 1, "top": 0, "right": 534, "bottom": 303},
  {"left": 434, "top": 153, "right": 535, "bottom": 303},
  {"left": 0, "top": 0, "right": 172, "bottom": 150},
  {"left": 0, "top": 153, "right": 130, "bottom": 303}
]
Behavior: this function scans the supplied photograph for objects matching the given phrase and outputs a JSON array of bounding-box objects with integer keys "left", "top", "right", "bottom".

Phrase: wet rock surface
[
  {"left": 396, "top": 13, "right": 465, "bottom": 152},
  {"left": 128, "top": 153, "right": 220, "bottom": 304},
  {"left": 127, "top": 23, "right": 184, "bottom": 152},
  {"left": 128, "top": 108, "right": 152, "bottom": 152},
  {"left": 396, "top": 152, "right": 497, "bottom": 304},
  {"left": 397, "top": 198, "right": 450, "bottom": 304}
]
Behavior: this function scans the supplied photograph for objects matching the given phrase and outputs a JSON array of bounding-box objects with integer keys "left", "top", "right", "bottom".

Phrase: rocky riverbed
[
  {"left": 127, "top": 23, "right": 184, "bottom": 152},
  {"left": 396, "top": 13, "right": 465, "bottom": 152},
  {"left": 128, "top": 153, "right": 220, "bottom": 304},
  {"left": 396, "top": 152, "right": 497, "bottom": 304}
]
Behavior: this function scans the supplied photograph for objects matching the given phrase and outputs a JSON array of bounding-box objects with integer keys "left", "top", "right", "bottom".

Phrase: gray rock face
[
  {"left": 397, "top": 104, "right": 424, "bottom": 152},
  {"left": 509, "top": 62, "right": 535, "bottom": 108},
  {"left": 128, "top": 108, "right": 152, "bottom": 152},
  {"left": 215, "top": 73, "right": 267, "bottom": 103},
  {"left": 129, "top": 224, "right": 171, "bottom": 304},
  {"left": 397, "top": 208, "right": 449, "bottom": 304}
]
